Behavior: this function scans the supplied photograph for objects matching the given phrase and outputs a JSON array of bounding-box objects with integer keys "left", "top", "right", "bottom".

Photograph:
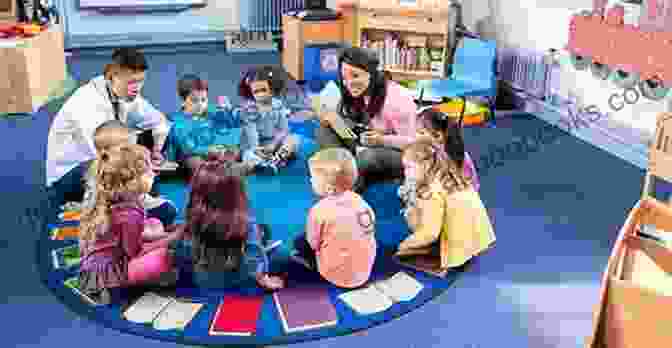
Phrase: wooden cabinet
[
  {"left": 338, "top": 0, "right": 454, "bottom": 81},
  {"left": 0, "top": 0, "right": 17, "bottom": 24},
  {"left": 0, "top": 25, "right": 67, "bottom": 114},
  {"left": 282, "top": 15, "right": 344, "bottom": 81}
]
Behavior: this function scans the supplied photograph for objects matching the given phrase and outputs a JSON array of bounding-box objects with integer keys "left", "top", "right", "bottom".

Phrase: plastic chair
[{"left": 415, "top": 37, "right": 498, "bottom": 126}]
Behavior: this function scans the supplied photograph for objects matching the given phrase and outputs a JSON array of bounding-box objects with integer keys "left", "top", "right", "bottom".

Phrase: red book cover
[{"left": 209, "top": 295, "right": 264, "bottom": 336}]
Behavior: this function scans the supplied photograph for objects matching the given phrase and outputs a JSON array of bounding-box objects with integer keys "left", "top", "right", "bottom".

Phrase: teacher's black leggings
[{"left": 315, "top": 122, "right": 404, "bottom": 192}]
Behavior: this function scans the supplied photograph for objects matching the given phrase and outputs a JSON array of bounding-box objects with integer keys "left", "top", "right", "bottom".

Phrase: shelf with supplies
[
  {"left": 360, "top": 28, "right": 447, "bottom": 80},
  {"left": 338, "top": 0, "right": 454, "bottom": 81}
]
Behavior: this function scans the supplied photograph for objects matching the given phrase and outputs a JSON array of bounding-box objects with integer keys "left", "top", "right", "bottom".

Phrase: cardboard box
[{"left": 0, "top": 25, "right": 67, "bottom": 114}]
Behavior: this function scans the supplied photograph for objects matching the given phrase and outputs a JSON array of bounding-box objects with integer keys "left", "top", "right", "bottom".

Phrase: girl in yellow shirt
[{"left": 396, "top": 140, "right": 495, "bottom": 269}]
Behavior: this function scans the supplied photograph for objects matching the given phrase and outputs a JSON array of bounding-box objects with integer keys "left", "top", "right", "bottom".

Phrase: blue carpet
[{"left": 36, "top": 120, "right": 463, "bottom": 346}]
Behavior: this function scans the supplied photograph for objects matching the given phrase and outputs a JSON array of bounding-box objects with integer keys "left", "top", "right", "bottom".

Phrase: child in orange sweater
[{"left": 291, "top": 148, "right": 377, "bottom": 288}]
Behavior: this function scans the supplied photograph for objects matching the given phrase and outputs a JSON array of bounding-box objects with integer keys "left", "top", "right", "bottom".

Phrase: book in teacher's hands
[
  {"left": 123, "top": 292, "right": 203, "bottom": 331},
  {"left": 337, "top": 272, "right": 423, "bottom": 315},
  {"left": 273, "top": 286, "right": 338, "bottom": 333},
  {"left": 209, "top": 294, "right": 265, "bottom": 336}
]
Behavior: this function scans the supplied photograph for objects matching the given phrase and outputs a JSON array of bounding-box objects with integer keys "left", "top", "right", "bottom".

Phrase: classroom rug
[{"left": 35, "top": 120, "right": 465, "bottom": 346}]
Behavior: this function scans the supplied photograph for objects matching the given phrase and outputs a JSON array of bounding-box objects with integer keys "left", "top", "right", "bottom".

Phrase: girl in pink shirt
[
  {"left": 78, "top": 144, "right": 182, "bottom": 304},
  {"left": 316, "top": 47, "right": 417, "bottom": 193},
  {"left": 291, "top": 148, "right": 377, "bottom": 288}
]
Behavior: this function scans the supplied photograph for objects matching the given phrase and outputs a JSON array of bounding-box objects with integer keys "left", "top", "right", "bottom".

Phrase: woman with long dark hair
[
  {"left": 185, "top": 153, "right": 284, "bottom": 290},
  {"left": 316, "top": 47, "right": 417, "bottom": 192}
]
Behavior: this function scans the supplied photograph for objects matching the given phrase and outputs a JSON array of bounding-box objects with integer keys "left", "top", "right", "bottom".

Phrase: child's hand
[
  {"left": 257, "top": 273, "right": 285, "bottom": 290},
  {"left": 361, "top": 131, "right": 383, "bottom": 146}
]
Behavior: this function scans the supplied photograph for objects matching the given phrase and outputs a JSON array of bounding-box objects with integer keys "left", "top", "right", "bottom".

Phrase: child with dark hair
[
  {"left": 237, "top": 65, "right": 300, "bottom": 174},
  {"left": 185, "top": 153, "right": 284, "bottom": 290},
  {"left": 166, "top": 74, "right": 252, "bottom": 177},
  {"left": 415, "top": 108, "right": 480, "bottom": 191}
]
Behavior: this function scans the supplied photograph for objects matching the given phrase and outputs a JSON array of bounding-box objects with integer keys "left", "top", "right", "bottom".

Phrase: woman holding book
[{"left": 316, "top": 47, "right": 418, "bottom": 193}]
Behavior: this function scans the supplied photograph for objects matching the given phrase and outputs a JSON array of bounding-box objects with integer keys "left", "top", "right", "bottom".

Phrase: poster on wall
[{"left": 78, "top": 0, "right": 207, "bottom": 11}]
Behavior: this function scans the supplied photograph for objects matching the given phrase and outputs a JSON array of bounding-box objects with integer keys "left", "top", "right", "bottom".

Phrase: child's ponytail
[{"left": 80, "top": 158, "right": 112, "bottom": 242}]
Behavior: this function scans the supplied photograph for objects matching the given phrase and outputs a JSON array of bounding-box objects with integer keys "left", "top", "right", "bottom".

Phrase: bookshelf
[{"left": 338, "top": 0, "right": 453, "bottom": 81}]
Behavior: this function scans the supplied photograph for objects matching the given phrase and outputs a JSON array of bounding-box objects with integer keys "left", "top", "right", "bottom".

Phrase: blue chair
[{"left": 415, "top": 38, "right": 498, "bottom": 126}]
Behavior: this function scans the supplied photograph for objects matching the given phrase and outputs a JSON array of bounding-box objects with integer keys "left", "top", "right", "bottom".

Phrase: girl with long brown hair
[
  {"left": 186, "top": 153, "right": 284, "bottom": 290},
  {"left": 395, "top": 140, "right": 495, "bottom": 269}
]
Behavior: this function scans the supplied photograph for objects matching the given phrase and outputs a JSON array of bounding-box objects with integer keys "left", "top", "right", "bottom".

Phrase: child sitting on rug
[
  {"left": 291, "top": 148, "right": 377, "bottom": 288},
  {"left": 395, "top": 140, "right": 495, "bottom": 269},
  {"left": 79, "top": 144, "right": 183, "bottom": 304},
  {"left": 415, "top": 108, "right": 480, "bottom": 191},
  {"left": 185, "top": 152, "right": 284, "bottom": 290},
  {"left": 165, "top": 74, "right": 252, "bottom": 177},
  {"left": 238, "top": 65, "right": 300, "bottom": 174},
  {"left": 82, "top": 120, "right": 177, "bottom": 235}
]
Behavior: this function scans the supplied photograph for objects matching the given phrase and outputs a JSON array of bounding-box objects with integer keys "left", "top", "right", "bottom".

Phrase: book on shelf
[
  {"left": 52, "top": 244, "right": 81, "bottom": 270},
  {"left": 63, "top": 276, "right": 103, "bottom": 306},
  {"left": 395, "top": 254, "right": 449, "bottom": 278},
  {"left": 338, "top": 271, "right": 423, "bottom": 315},
  {"left": 209, "top": 294, "right": 265, "bottom": 336},
  {"left": 123, "top": 292, "right": 203, "bottom": 331},
  {"left": 273, "top": 286, "right": 338, "bottom": 333}
]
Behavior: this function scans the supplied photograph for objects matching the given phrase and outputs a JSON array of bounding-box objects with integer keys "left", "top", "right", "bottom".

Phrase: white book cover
[
  {"left": 338, "top": 272, "right": 423, "bottom": 315},
  {"left": 152, "top": 301, "right": 203, "bottom": 331},
  {"left": 123, "top": 292, "right": 175, "bottom": 324},
  {"left": 373, "top": 271, "right": 423, "bottom": 302},
  {"left": 338, "top": 285, "right": 395, "bottom": 315}
]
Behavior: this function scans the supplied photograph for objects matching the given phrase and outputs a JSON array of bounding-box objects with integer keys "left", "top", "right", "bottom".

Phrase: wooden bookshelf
[{"left": 338, "top": 0, "right": 453, "bottom": 81}]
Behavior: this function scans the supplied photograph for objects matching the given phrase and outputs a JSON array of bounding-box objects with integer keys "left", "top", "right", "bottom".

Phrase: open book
[
  {"left": 338, "top": 272, "right": 423, "bottom": 315},
  {"left": 123, "top": 292, "right": 203, "bottom": 331},
  {"left": 52, "top": 244, "right": 81, "bottom": 270}
]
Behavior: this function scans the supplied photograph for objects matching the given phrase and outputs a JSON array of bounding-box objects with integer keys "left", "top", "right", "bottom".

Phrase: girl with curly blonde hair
[{"left": 79, "top": 144, "right": 182, "bottom": 304}]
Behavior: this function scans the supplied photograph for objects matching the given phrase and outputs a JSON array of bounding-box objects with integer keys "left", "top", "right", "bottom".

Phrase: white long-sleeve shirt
[{"left": 46, "top": 76, "right": 170, "bottom": 187}]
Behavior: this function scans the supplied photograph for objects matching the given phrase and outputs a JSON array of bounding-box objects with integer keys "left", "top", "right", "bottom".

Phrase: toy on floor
[
  {"left": 395, "top": 140, "right": 495, "bottom": 271},
  {"left": 238, "top": 65, "right": 300, "bottom": 175}
]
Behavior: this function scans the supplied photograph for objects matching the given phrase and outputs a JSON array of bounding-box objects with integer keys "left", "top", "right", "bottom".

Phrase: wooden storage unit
[
  {"left": 282, "top": 15, "right": 344, "bottom": 81},
  {"left": 0, "top": 0, "right": 17, "bottom": 24},
  {"left": 0, "top": 25, "right": 67, "bottom": 114},
  {"left": 338, "top": 0, "right": 453, "bottom": 81}
]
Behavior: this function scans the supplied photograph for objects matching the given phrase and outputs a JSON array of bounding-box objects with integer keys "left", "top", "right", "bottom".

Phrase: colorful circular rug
[{"left": 36, "top": 120, "right": 464, "bottom": 346}]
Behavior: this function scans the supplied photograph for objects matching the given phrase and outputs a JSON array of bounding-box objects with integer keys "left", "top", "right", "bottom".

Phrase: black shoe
[
  {"left": 290, "top": 250, "right": 316, "bottom": 270},
  {"left": 353, "top": 177, "right": 368, "bottom": 194}
]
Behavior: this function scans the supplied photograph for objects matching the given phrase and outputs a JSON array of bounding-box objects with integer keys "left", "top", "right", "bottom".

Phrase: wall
[
  {"left": 465, "top": 0, "right": 668, "bottom": 169},
  {"left": 55, "top": 0, "right": 239, "bottom": 48}
]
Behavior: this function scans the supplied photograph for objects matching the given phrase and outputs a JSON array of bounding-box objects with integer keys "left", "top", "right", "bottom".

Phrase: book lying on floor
[
  {"left": 50, "top": 226, "right": 80, "bottom": 240},
  {"left": 63, "top": 276, "right": 103, "bottom": 306},
  {"left": 273, "top": 286, "right": 338, "bottom": 333},
  {"left": 209, "top": 294, "right": 265, "bottom": 336},
  {"left": 124, "top": 292, "right": 203, "bottom": 331},
  {"left": 338, "top": 272, "right": 423, "bottom": 315},
  {"left": 395, "top": 255, "right": 449, "bottom": 278},
  {"left": 52, "top": 244, "right": 81, "bottom": 270}
]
